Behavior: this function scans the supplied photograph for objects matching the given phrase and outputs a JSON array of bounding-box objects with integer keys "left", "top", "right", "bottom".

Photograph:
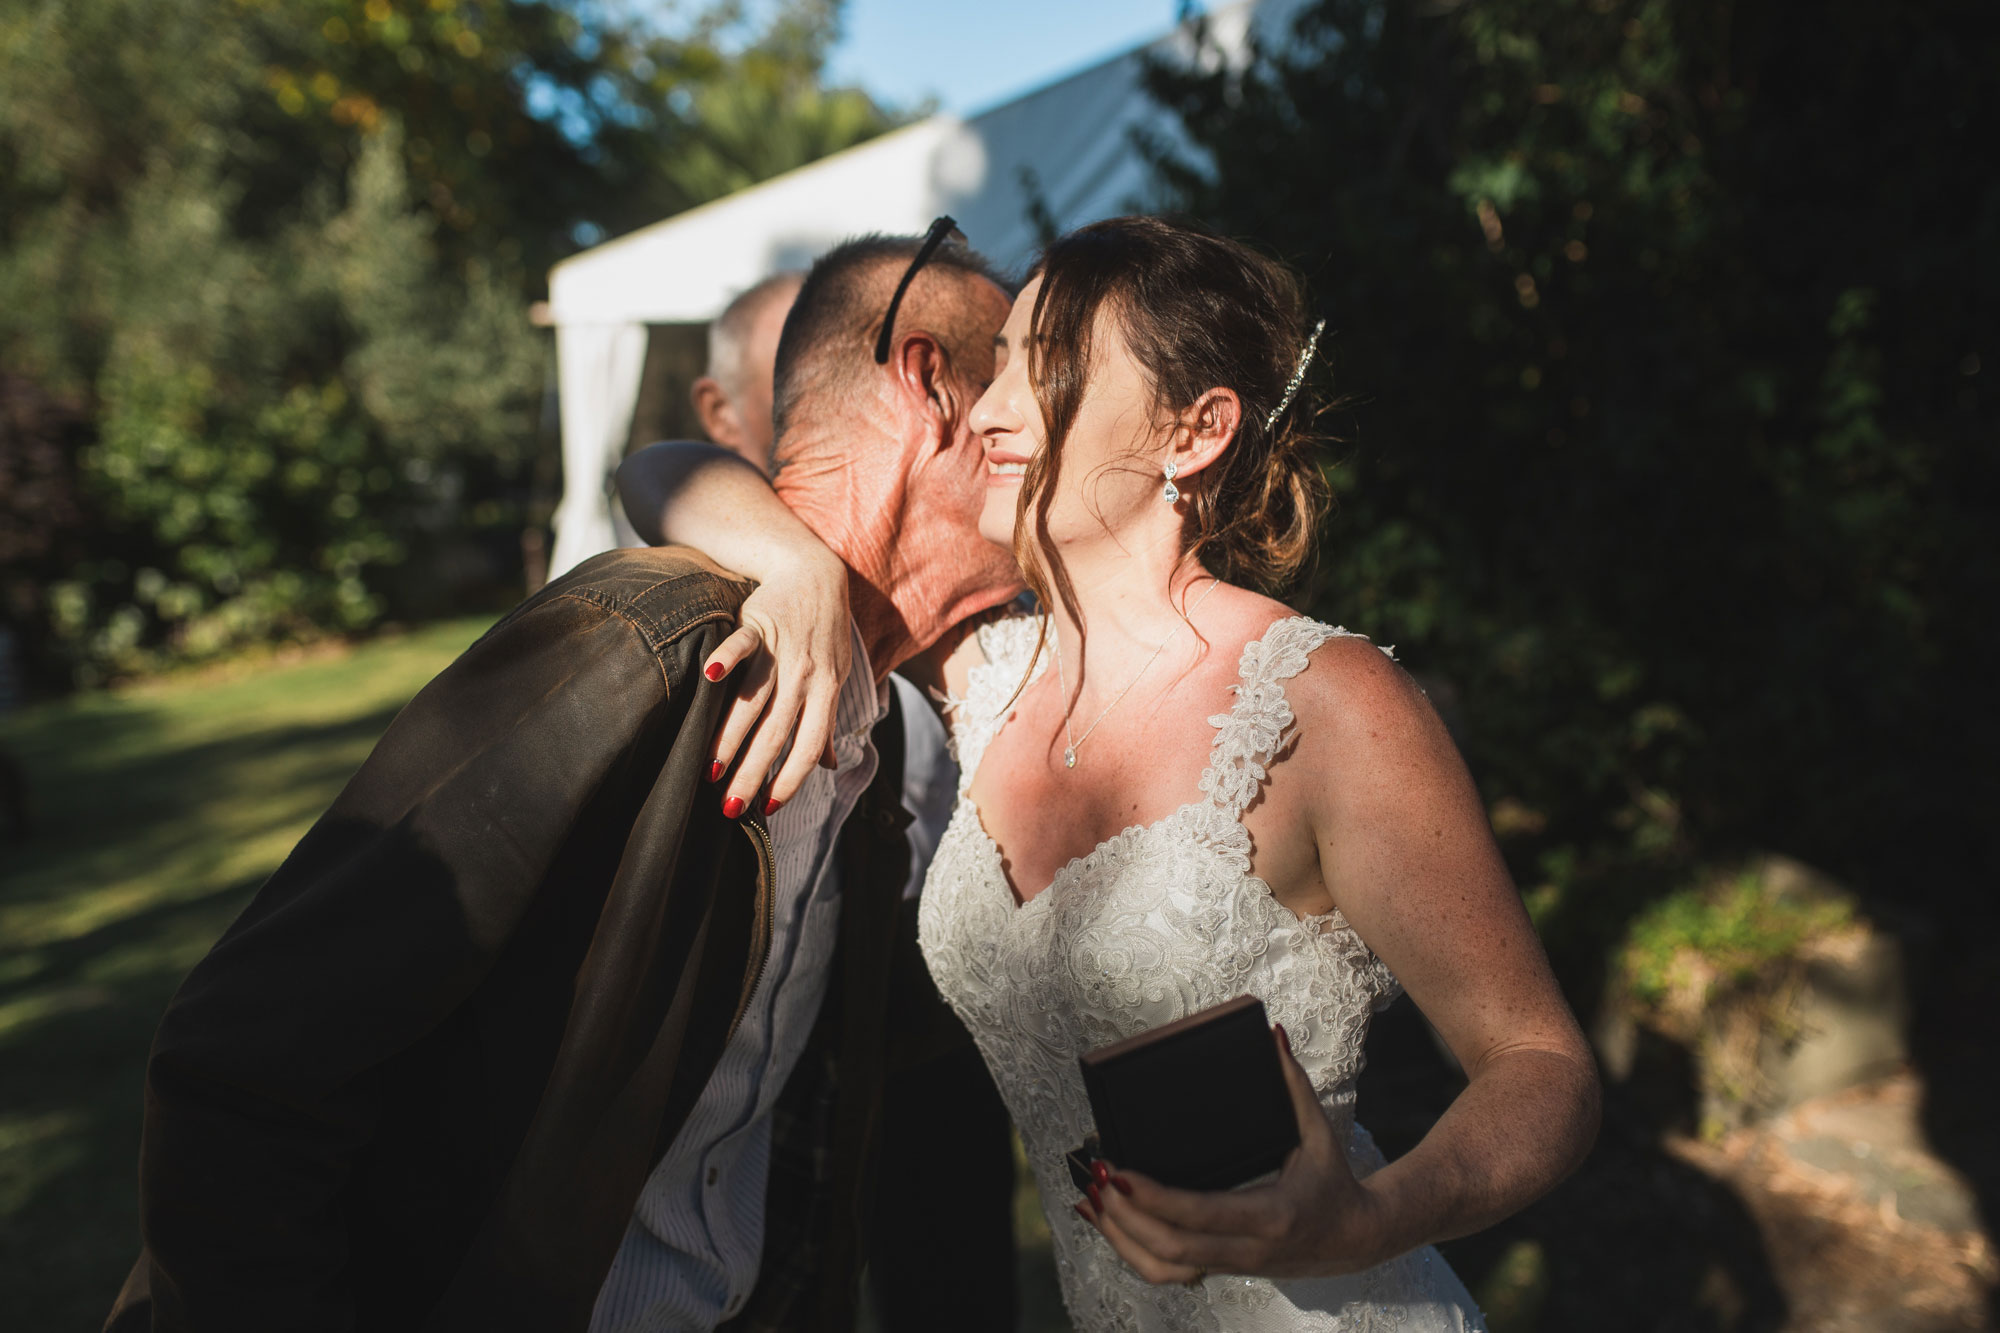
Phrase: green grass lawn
[
  {"left": 0, "top": 618, "right": 1070, "bottom": 1330},
  {"left": 0, "top": 618, "right": 494, "bottom": 1328}
]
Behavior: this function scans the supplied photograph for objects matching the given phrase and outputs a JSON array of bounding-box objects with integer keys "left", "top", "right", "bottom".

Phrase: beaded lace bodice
[{"left": 918, "top": 613, "right": 1485, "bottom": 1333}]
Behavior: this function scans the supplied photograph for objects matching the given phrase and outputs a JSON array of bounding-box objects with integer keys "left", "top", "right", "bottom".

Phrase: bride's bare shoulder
[{"left": 1284, "top": 625, "right": 1458, "bottom": 777}]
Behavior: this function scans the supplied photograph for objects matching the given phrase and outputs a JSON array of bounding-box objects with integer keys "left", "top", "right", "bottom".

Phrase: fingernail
[
  {"left": 1091, "top": 1160, "right": 1110, "bottom": 1187},
  {"left": 704, "top": 661, "right": 725, "bottom": 682},
  {"left": 722, "top": 796, "right": 746, "bottom": 819},
  {"left": 1087, "top": 1182, "right": 1103, "bottom": 1211},
  {"left": 708, "top": 760, "right": 724, "bottom": 784},
  {"left": 763, "top": 797, "right": 783, "bottom": 816},
  {"left": 1112, "top": 1175, "right": 1133, "bottom": 1197},
  {"left": 1276, "top": 1023, "right": 1291, "bottom": 1055},
  {"left": 1073, "top": 1202, "right": 1094, "bottom": 1224}
]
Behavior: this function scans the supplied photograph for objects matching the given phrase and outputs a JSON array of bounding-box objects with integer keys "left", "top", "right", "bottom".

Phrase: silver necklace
[{"left": 1051, "top": 577, "right": 1220, "bottom": 770}]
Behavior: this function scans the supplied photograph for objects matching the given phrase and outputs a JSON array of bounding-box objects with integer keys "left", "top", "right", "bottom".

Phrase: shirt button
[{"left": 706, "top": 1166, "right": 719, "bottom": 1187}]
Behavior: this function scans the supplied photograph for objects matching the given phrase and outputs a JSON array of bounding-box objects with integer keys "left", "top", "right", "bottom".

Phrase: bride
[{"left": 622, "top": 216, "right": 1598, "bottom": 1330}]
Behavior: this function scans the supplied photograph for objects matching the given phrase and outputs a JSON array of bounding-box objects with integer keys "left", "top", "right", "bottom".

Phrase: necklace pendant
[{"left": 1064, "top": 746, "right": 1077, "bottom": 769}]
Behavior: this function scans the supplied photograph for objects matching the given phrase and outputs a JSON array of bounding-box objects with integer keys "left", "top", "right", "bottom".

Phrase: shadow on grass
[
  {"left": 3, "top": 703, "right": 410, "bottom": 888},
  {"left": 0, "top": 698, "right": 420, "bottom": 1331},
  {"left": 0, "top": 869, "right": 269, "bottom": 1332}
]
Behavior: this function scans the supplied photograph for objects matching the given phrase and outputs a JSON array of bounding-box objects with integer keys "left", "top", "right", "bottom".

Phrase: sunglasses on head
[{"left": 873, "top": 215, "right": 968, "bottom": 364}]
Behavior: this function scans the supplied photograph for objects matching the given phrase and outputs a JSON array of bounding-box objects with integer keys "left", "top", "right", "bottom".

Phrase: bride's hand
[
  {"left": 708, "top": 544, "right": 852, "bottom": 817},
  {"left": 1076, "top": 1025, "right": 1391, "bottom": 1283}
]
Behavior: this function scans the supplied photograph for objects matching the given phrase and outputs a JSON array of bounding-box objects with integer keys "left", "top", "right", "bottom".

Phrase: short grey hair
[{"left": 705, "top": 271, "right": 806, "bottom": 394}]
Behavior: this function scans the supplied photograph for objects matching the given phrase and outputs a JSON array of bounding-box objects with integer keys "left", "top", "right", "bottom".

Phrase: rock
[
  {"left": 1664, "top": 1073, "right": 1997, "bottom": 1332},
  {"left": 1590, "top": 1001, "right": 1638, "bottom": 1084},
  {"left": 1777, "top": 1078, "right": 1983, "bottom": 1234},
  {"left": 1604, "top": 854, "right": 1911, "bottom": 1127},
  {"left": 1760, "top": 928, "right": 1909, "bottom": 1111}
]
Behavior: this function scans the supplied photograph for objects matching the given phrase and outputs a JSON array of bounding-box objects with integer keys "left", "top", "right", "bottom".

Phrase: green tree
[
  {"left": 54, "top": 122, "right": 541, "bottom": 674},
  {"left": 663, "top": 0, "right": 906, "bottom": 201},
  {"left": 0, "top": 0, "right": 896, "bottom": 687},
  {"left": 1143, "top": 0, "right": 1997, "bottom": 956}
]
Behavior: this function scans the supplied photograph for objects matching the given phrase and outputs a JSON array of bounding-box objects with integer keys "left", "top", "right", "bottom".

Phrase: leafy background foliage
[
  {"left": 1141, "top": 7, "right": 1997, "bottom": 1318},
  {"left": 1145, "top": 0, "right": 1996, "bottom": 973},
  {"left": 0, "top": 0, "right": 896, "bottom": 686}
]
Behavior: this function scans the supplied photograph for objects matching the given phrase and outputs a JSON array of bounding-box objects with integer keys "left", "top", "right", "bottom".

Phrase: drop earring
[{"left": 1162, "top": 458, "right": 1180, "bottom": 504}]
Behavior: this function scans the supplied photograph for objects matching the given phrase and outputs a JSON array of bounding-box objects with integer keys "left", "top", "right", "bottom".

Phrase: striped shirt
[
  {"left": 589, "top": 625, "right": 887, "bottom": 1332},
  {"left": 890, "top": 672, "right": 959, "bottom": 901}
]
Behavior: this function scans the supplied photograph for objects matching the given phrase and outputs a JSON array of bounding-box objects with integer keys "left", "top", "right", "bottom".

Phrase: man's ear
[
  {"left": 1166, "top": 387, "right": 1243, "bottom": 481},
  {"left": 691, "top": 376, "right": 742, "bottom": 449},
  {"left": 886, "top": 330, "right": 959, "bottom": 443}
]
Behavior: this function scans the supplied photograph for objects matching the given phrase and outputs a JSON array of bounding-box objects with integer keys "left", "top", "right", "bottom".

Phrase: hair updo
[{"left": 1018, "top": 215, "right": 1330, "bottom": 628}]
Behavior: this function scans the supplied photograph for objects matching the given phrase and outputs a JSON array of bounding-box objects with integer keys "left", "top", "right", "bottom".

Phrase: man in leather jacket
[{"left": 106, "top": 233, "right": 1021, "bottom": 1333}]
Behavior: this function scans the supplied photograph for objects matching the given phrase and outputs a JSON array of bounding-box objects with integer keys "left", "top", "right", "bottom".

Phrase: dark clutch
[{"left": 1069, "top": 995, "right": 1299, "bottom": 1193}]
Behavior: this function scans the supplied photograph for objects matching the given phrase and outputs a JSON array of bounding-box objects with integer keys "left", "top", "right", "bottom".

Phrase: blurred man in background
[{"left": 689, "top": 272, "right": 804, "bottom": 474}]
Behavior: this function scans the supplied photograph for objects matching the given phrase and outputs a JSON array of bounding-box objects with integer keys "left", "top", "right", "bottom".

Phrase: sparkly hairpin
[{"left": 1265, "top": 319, "right": 1327, "bottom": 430}]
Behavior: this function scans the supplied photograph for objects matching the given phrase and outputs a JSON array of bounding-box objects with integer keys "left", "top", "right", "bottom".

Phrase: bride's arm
[
  {"left": 617, "top": 442, "right": 850, "bottom": 815},
  {"left": 1300, "top": 646, "right": 1597, "bottom": 1257},
  {"left": 1083, "top": 639, "right": 1599, "bottom": 1282}
]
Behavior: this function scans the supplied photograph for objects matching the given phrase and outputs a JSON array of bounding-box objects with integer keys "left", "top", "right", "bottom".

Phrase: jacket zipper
[{"left": 726, "top": 814, "right": 777, "bottom": 1042}]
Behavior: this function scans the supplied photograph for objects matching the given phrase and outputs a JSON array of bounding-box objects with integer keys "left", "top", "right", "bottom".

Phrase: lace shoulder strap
[
  {"left": 940, "top": 612, "right": 1049, "bottom": 795},
  {"left": 1198, "top": 616, "right": 1390, "bottom": 819}
]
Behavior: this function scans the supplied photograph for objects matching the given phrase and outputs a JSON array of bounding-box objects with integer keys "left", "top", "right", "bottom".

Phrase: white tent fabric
[
  {"left": 548, "top": 321, "right": 649, "bottom": 578},
  {"left": 544, "top": 0, "right": 1296, "bottom": 578}
]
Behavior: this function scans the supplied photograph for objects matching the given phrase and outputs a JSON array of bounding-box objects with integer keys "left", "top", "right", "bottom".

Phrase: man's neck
[
  {"left": 772, "top": 431, "right": 913, "bottom": 684},
  {"left": 846, "top": 571, "right": 913, "bottom": 686},
  {"left": 774, "top": 418, "right": 1022, "bottom": 681}
]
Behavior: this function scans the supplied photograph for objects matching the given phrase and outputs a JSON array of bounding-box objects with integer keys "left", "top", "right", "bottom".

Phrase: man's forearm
[{"left": 617, "top": 441, "right": 829, "bottom": 583}]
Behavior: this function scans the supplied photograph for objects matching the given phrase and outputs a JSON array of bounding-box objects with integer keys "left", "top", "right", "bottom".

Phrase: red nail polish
[
  {"left": 1091, "top": 1160, "right": 1110, "bottom": 1187},
  {"left": 722, "top": 796, "right": 746, "bottom": 819},
  {"left": 1112, "top": 1175, "right": 1133, "bottom": 1197},
  {"left": 1074, "top": 1202, "right": 1094, "bottom": 1224},
  {"left": 704, "top": 661, "right": 725, "bottom": 682},
  {"left": 708, "top": 760, "right": 724, "bottom": 784},
  {"left": 1087, "top": 1182, "right": 1102, "bottom": 1211},
  {"left": 1276, "top": 1023, "right": 1292, "bottom": 1055},
  {"left": 763, "top": 797, "right": 783, "bottom": 816}
]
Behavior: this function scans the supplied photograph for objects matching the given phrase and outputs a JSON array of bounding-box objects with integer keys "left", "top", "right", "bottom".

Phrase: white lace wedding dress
[{"left": 918, "top": 613, "right": 1487, "bottom": 1333}]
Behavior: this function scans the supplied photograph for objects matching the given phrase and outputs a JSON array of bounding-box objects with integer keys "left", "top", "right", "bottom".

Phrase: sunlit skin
[
  {"left": 974, "top": 277, "right": 1194, "bottom": 553},
  {"left": 773, "top": 271, "right": 1023, "bottom": 679},
  {"left": 946, "top": 275, "right": 1599, "bottom": 1283}
]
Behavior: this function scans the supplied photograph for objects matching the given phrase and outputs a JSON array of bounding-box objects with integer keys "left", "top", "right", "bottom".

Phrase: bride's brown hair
[{"left": 1016, "top": 215, "right": 1330, "bottom": 660}]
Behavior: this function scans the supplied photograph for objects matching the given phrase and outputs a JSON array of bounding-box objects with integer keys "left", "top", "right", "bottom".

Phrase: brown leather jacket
[{"left": 106, "top": 546, "right": 918, "bottom": 1333}]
